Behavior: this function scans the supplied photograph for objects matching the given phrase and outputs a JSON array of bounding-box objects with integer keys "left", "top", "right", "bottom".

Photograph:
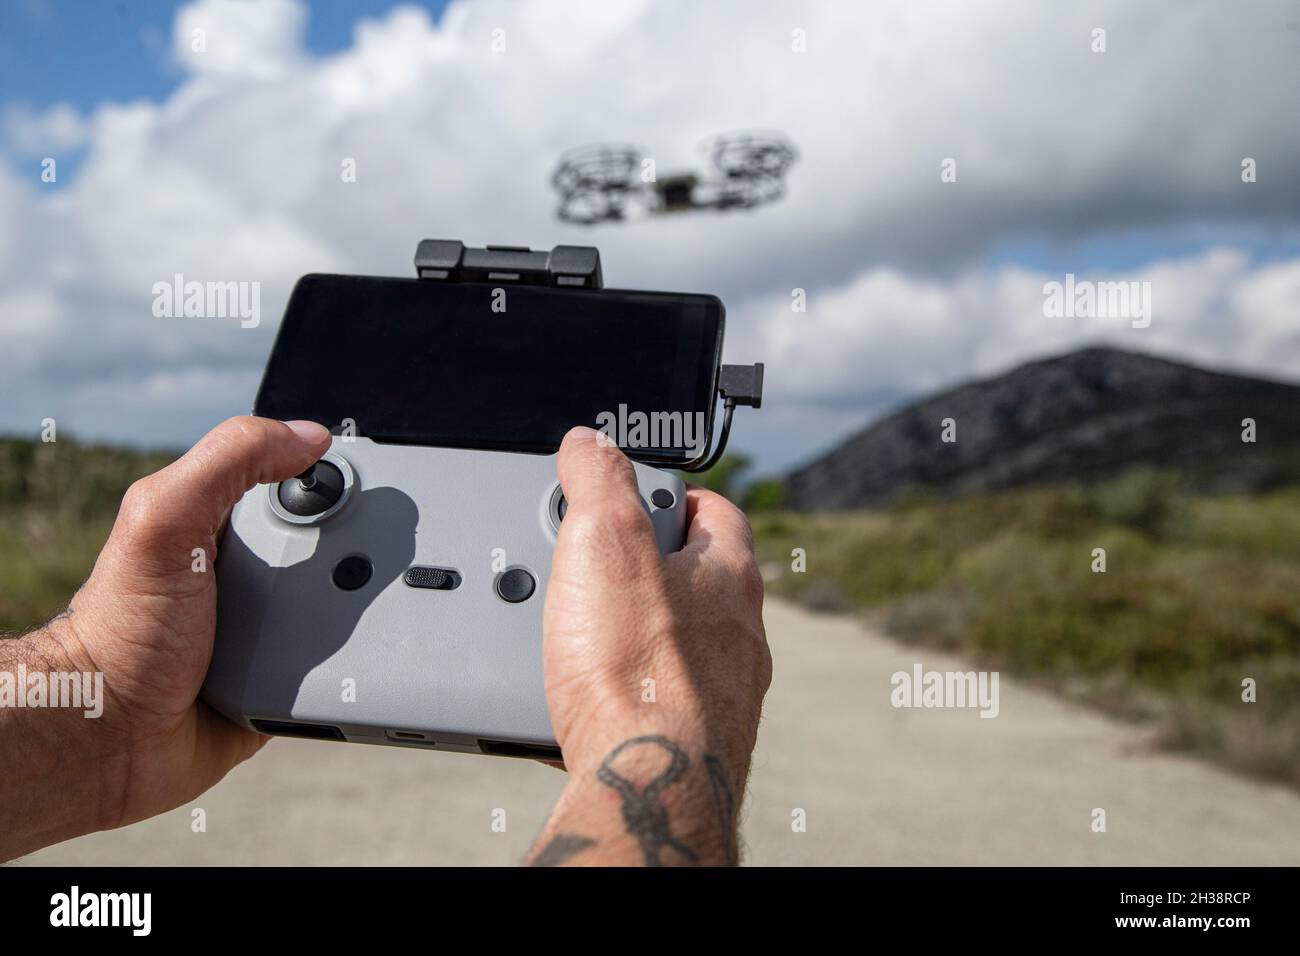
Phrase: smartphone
[{"left": 253, "top": 274, "right": 725, "bottom": 465}]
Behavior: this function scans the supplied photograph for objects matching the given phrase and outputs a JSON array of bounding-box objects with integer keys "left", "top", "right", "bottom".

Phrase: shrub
[{"left": 1084, "top": 465, "right": 1183, "bottom": 537}]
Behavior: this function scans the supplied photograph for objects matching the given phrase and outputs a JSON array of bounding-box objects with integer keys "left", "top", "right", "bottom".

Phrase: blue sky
[
  {"left": 0, "top": 0, "right": 452, "bottom": 110},
  {"left": 986, "top": 226, "right": 1300, "bottom": 276}
]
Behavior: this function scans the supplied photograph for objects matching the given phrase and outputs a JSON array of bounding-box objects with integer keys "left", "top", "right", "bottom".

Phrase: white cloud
[
  {"left": 173, "top": 0, "right": 306, "bottom": 81},
  {"left": 745, "top": 248, "right": 1300, "bottom": 412},
  {"left": 1, "top": 0, "right": 1298, "bottom": 472},
  {"left": 2, "top": 101, "right": 88, "bottom": 157}
]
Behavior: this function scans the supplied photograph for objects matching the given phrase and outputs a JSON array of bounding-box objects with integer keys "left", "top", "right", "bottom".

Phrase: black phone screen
[{"left": 253, "top": 274, "right": 724, "bottom": 461}]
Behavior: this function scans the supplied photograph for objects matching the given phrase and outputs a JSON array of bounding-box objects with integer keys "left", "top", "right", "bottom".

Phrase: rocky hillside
[{"left": 784, "top": 347, "right": 1300, "bottom": 510}]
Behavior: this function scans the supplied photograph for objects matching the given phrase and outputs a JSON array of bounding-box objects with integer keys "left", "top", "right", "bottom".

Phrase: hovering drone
[{"left": 551, "top": 131, "right": 798, "bottom": 225}]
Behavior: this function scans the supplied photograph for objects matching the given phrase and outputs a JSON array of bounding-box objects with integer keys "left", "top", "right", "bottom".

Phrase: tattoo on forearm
[
  {"left": 528, "top": 735, "right": 742, "bottom": 867},
  {"left": 531, "top": 833, "right": 597, "bottom": 867},
  {"left": 596, "top": 735, "right": 699, "bottom": 866},
  {"left": 704, "top": 754, "right": 738, "bottom": 866}
]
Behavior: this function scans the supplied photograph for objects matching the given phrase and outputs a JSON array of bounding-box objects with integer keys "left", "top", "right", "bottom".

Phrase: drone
[{"left": 551, "top": 131, "right": 798, "bottom": 225}]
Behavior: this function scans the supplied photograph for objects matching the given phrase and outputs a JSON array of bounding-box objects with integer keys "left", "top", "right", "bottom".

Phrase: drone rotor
[
  {"left": 551, "top": 144, "right": 645, "bottom": 225},
  {"left": 702, "top": 132, "right": 799, "bottom": 208}
]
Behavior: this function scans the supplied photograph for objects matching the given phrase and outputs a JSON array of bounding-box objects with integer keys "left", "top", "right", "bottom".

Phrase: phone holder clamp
[{"left": 415, "top": 239, "right": 603, "bottom": 289}]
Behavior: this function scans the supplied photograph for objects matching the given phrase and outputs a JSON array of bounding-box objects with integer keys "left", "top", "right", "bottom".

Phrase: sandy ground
[{"left": 18, "top": 599, "right": 1300, "bottom": 866}]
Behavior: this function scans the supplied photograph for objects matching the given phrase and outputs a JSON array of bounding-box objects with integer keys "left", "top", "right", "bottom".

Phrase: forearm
[
  {"left": 527, "top": 721, "right": 748, "bottom": 867},
  {"left": 0, "top": 623, "right": 114, "bottom": 861}
]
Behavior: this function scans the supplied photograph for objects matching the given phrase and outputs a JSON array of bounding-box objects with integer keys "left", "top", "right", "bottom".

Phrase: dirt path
[{"left": 19, "top": 600, "right": 1300, "bottom": 865}]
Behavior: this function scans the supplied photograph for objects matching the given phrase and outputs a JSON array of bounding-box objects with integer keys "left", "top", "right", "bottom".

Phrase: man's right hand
[{"left": 530, "top": 426, "right": 772, "bottom": 866}]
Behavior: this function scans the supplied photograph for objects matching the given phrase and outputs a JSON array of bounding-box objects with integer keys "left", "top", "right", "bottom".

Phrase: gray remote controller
[{"left": 202, "top": 436, "right": 687, "bottom": 760}]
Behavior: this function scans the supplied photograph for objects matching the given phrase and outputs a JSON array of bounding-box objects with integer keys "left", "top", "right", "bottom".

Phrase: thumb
[
  {"left": 115, "top": 416, "right": 332, "bottom": 554},
  {"left": 554, "top": 426, "right": 657, "bottom": 551}
]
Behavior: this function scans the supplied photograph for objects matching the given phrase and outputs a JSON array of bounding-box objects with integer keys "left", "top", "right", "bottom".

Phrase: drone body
[{"left": 552, "top": 132, "right": 797, "bottom": 225}]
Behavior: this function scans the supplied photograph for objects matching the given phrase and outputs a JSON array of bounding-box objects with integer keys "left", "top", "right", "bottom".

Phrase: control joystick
[{"left": 278, "top": 460, "right": 345, "bottom": 517}]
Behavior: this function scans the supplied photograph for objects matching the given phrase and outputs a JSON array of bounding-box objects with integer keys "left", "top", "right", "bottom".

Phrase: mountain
[{"left": 783, "top": 346, "right": 1300, "bottom": 510}]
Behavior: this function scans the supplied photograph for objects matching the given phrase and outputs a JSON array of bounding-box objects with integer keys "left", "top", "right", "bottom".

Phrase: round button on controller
[
  {"left": 495, "top": 567, "right": 536, "bottom": 603},
  {"left": 650, "top": 488, "right": 676, "bottom": 509},
  {"left": 332, "top": 555, "right": 373, "bottom": 591}
]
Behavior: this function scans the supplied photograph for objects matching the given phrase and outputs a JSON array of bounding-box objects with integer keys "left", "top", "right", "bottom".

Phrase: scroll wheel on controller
[{"left": 403, "top": 567, "right": 462, "bottom": 590}]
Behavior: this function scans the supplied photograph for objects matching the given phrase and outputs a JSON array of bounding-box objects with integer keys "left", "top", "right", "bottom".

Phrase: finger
[
  {"left": 672, "top": 487, "right": 764, "bottom": 613},
  {"left": 129, "top": 416, "right": 331, "bottom": 540},
  {"left": 555, "top": 425, "right": 657, "bottom": 533},
  {"left": 680, "top": 485, "right": 755, "bottom": 556},
  {"left": 556, "top": 426, "right": 643, "bottom": 511},
  {"left": 552, "top": 425, "right": 658, "bottom": 564}
]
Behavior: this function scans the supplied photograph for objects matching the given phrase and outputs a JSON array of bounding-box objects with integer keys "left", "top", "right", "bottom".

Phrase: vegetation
[
  {"left": 680, "top": 452, "right": 752, "bottom": 499},
  {"left": 752, "top": 472, "right": 1300, "bottom": 790},
  {"left": 681, "top": 452, "right": 785, "bottom": 512},
  {"left": 0, "top": 436, "right": 175, "bottom": 630}
]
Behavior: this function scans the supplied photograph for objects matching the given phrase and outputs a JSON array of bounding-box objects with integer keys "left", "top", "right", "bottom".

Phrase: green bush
[
  {"left": 753, "top": 477, "right": 1300, "bottom": 790},
  {"left": 742, "top": 478, "right": 786, "bottom": 513},
  {"left": 0, "top": 435, "right": 177, "bottom": 630},
  {"left": 679, "top": 452, "right": 751, "bottom": 500},
  {"left": 1084, "top": 466, "right": 1183, "bottom": 537}
]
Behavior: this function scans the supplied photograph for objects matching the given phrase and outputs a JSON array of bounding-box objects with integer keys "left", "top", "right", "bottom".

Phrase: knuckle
[
  {"left": 115, "top": 475, "right": 169, "bottom": 543},
  {"left": 213, "top": 415, "right": 272, "bottom": 453},
  {"left": 195, "top": 416, "right": 277, "bottom": 494},
  {"left": 590, "top": 428, "right": 624, "bottom": 454},
  {"left": 709, "top": 492, "right": 756, "bottom": 550},
  {"left": 731, "top": 505, "right": 756, "bottom": 551},
  {"left": 119, "top": 475, "right": 159, "bottom": 520},
  {"left": 717, "top": 547, "right": 763, "bottom": 596},
  {"left": 590, "top": 441, "right": 636, "bottom": 479}
]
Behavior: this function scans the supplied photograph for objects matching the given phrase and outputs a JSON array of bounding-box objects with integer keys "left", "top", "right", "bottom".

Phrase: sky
[{"left": 1, "top": 0, "right": 1299, "bottom": 474}]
